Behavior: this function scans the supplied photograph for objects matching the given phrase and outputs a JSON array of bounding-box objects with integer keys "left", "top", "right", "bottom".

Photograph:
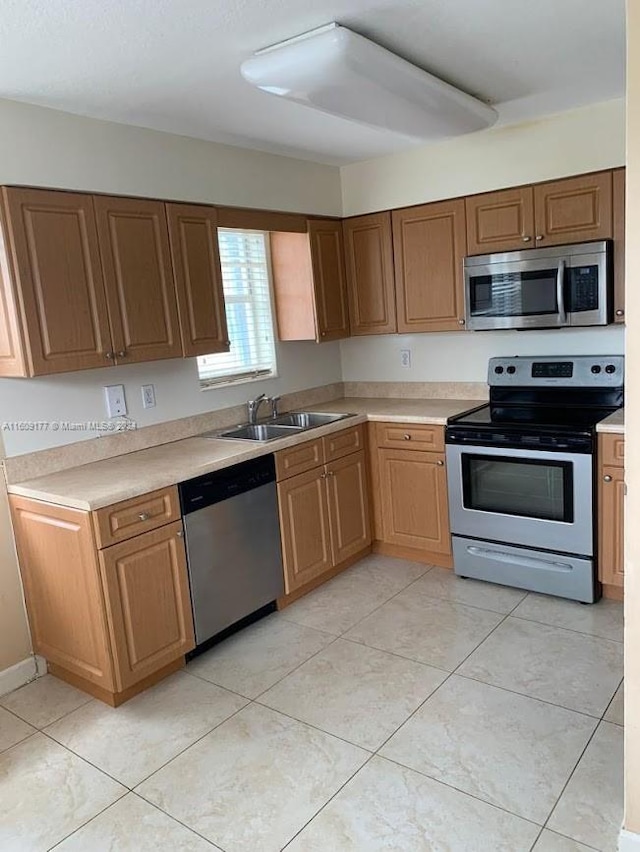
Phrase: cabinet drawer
[
  {"left": 599, "top": 434, "right": 625, "bottom": 468},
  {"left": 375, "top": 422, "right": 444, "bottom": 452},
  {"left": 323, "top": 424, "right": 365, "bottom": 462},
  {"left": 93, "top": 486, "right": 181, "bottom": 548},
  {"left": 276, "top": 438, "right": 323, "bottom": 481}
]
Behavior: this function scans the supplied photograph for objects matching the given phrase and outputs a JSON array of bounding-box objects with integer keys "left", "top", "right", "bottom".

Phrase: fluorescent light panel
[{"left": 241, "top": 23, "right": 498, "bottom": 139}]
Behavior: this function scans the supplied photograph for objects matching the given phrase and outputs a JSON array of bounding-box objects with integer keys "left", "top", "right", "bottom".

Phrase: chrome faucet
[{"left": 247, "top": 393, "right": 268, "bottom": 425}]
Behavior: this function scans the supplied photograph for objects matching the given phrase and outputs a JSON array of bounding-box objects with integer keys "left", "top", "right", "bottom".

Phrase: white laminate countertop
[
  {"left": 596, "top": 410, "right": 625, "bottom": 435},
  {"left": 6, "top": 397, "right": 482, "bottom": 511}
]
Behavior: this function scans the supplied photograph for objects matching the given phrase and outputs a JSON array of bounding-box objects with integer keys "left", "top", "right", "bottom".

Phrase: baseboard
[
  {"left": 0, "top": 655, "right": 44, "bottom": 697},
  {"left": 619, "top": 829, "right": 640, "bottom": 851}
]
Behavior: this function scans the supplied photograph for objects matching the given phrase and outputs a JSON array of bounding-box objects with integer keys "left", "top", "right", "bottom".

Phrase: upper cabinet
[
  {"left": 93, "top": 195, "right": 182, "bottom": 365},
  {"left": 392, "top": 199, "right": 467, "bottom": 333},
  {"left": 270, "top": 219, "right": 350, "bottom": 343},
  {"left": 467, "top": 171, "right": 614, "bottom": 255},
  {"left": 466, "top": 187, "right": 535, "bottom": 254},
  {"left": 0, "top": 187, "right": 113, "bottom": 376},
  {"left": 343, "top": 212, "right": 396, "bottom": 336},
  {"left": 166, "top": 203, "right": 229, "bottom": 356}
]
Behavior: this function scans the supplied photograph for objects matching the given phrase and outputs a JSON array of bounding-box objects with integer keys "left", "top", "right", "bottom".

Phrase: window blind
[{"left": 198, "top": 229, "right": 277, "bottom": 385}]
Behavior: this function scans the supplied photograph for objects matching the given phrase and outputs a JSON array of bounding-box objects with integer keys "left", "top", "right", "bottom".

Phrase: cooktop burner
[{"left": 450, "top": 402, "right": 617, "bottom": 433}]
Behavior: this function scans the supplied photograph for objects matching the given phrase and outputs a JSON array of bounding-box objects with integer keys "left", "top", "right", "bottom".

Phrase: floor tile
[
  {"left": 46, "top": 671, "right": 246, "bottom": 787},
  {"left": 533, "top": 829, "right": 597, "bottom": 851},
  {"left": 0, "top": 732, "right": 125, "bottom": 852},
  {"left": 345, "top": 586, "right": 503, "bottom": 670},
  {"left": 548, "top": 722, "right": 623, "bottom": 852},
  {"left": 279, "top": 553, "right": 427, "bottom": 635},
  {"left": 413, "top": 567, "right": 527, "bottom": 613},
  {"left": 0, "top": 674, "right": 91, "bottom": 728},
  {"left": 380, "top": 675, "right": 597, "bottom": 823},
  {"left": 137, "top": 703, "right": 368, "bottom": 852},
  {"left": 187, "top": 614, "right": 334, "bottom": 699},
  {"left": 286, "top": 755, "right": 540, "bottom": 851},
  {"left": 259, "top": 638, "right": 446, "bottom": 750},
  {"left": 458, "top": 618, "right": 623, "bottom": 716},
  {"left": 604, "top": 682, "right": 624, "bottom": 726},
  {"left": 0, "top": 706, "right": 35, "bottom": 753},
  {"left": 512, "top": 593, "right": 624, "bottom": 642},
  {"left": 55, "top": 793, "right": 217, "bottom": 851}
]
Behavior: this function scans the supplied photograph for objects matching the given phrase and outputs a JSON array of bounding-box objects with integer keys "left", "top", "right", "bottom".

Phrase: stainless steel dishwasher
[{"left": 179, "top": 454, "right": 284, "bottom": 651}]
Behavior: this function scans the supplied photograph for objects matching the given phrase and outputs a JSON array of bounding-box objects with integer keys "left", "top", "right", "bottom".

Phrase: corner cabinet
[
  {"left": 10, "top": 486, "right": 195, "bottom": 705},
  {"left": 368, "top": 422, "right": 452, "bottom": 567},
  {"left": 271, "top": 219, "right": 350, "bottom": 343},
  {"left": 392, "top": 199, "right": 467, "bottom": 333},
  {"left": 276, "top": 425, "right": 371, "bottom": 600},
  {"left": 598, "top": 433, "right": 625, "bottom": 599}
]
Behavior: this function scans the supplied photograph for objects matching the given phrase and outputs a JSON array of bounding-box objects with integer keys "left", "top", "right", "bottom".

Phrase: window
[{"left": 197, "top": 229, "right": 277, "bottom": 386}]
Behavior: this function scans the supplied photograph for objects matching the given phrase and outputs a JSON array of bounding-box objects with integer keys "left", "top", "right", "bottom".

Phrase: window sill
[{"left": 199, "top": 371, "right": 278, "bottom": 391}]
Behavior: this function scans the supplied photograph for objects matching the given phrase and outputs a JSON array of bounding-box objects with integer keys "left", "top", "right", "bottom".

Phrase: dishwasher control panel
[{"left": 179, "top": 453, "right": 276, "bottom": 514}]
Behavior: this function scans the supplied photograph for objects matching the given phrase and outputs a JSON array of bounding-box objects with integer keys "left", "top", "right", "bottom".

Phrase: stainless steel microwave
[{"left": 464, "top": 240, "right": 612, "bottom": 331}]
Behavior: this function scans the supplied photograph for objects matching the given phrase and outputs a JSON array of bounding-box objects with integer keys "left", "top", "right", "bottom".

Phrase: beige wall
[
  {"left": 625, "top": 4, "right": 640, "bottom": 835},
  {"left": 0, "top": 434, "right": 31, "bottom": 670}
]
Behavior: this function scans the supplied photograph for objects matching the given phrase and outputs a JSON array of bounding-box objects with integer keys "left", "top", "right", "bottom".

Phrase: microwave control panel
[{"left": 488, "top": 355, "right": 624, "bottom": 387}]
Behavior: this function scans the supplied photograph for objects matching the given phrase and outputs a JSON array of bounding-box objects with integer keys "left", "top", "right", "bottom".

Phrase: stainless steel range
[{"left": 445, "top": 355, "right": 624, "bottom": 603}]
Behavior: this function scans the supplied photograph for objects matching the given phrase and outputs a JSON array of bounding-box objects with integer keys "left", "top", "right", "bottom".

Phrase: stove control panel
[{"left": 489, "top": 355, "right": 624, "bottom": 387}]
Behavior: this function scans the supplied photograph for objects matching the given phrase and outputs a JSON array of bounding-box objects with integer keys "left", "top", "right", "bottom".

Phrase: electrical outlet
[
  {"left": 141, "top": 384, "right": 156, "bottom": 409},
  {"left": 104, "top": 385, "right": 127, "bottom": 418},
  {"left": 400, "top": 349, "right": 411, "bottom": 368}
]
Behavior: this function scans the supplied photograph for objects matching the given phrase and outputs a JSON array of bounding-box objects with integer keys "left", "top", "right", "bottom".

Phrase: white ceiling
[{"left": 0, "top": 0, "right": 625, "bottom": 165}]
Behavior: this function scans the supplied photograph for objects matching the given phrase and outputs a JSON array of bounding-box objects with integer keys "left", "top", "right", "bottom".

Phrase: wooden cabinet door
[
  {"left": 1, "top": 187, "right": 113, "bottom": 375},
  {"left": 277, "top": 466, "right": 333, "bottom": 593},
  {"left": 326, "top": 450, "right": 372, "bottom": 564},
  {"left": 599, "top": 464, "right": 625, "bottom": 590},
  {"left": 308, "top": 219, "right": 350, "bottom": 341},
  {"left": 533, "top": 172, "right": 613, "bottom": 246},
  {"left": 343, "top": 212, "right": 396, "bottom": 335},
  {"left": 393, "top": 199, "right": 466, "bottom": 333},
  {"left": 99, "top": 520, "right": 195, "bottom": 691},
  {"left": 378, "top": 448, "right": 451, "bottom": 554},
  {"left": 9, "top": 496, "right": 115, "bottom": 689},
  {"left": 612, "top": 168, "right": 625, "bottom": 323},
  {"left": 166, "top": 203, "right": 229, "bottom": 356},
  {"left": 94, "top": 195, "right": 182, "bottom": 364},
  {"left": 465, "top": 187, "right": 535, "bottom": 254}
]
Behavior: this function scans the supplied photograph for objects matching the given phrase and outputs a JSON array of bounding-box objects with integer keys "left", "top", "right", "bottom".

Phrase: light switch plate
[
  {"left": 104, "top": 384, "right": 127, "bottom": 418},
  {"left": 141, "top": 384, "right": 156, "bottom": 409}
]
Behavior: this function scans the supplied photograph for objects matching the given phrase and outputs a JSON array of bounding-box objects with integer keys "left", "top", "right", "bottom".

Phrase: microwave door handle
[{"left": 557, "top": 259, "right": 567, "bottom": 323}]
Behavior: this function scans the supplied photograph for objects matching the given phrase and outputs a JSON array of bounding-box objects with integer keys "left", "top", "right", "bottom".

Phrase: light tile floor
[{"left": 0, "top": 554, "right": 624, "bottom": 851}]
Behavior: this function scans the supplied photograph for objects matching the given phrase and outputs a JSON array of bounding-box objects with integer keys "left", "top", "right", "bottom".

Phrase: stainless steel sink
[
  {"left": 273, "top": 411, "right": 353, "bottom": 428},
  {"left": 217, "top": 423, "right": 302, "bottom": 442}
]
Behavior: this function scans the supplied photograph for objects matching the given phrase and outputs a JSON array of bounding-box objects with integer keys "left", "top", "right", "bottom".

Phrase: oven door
[{"left": 446, "top": 443, "right": 593, "bottom": 556}]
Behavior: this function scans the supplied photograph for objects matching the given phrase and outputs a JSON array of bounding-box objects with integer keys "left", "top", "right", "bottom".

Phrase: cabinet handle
[
  {"left": 403, "top": 434, "right": 412, "bottom": 440},
  {"left": 105, "top": 352, "right": 114, "bottom": 360},
  {"left": 616, "top": 309, "right": 625, "bottom": 317},
  {"left": 116, "top": 351, "right": 126, "bottom": 358},
  {"left": 326, "top": 470, "right": 335, "bottom": 477},
  {"left": 458, "top": 318, "right": 465, "bottom": 325},
  {"left": 321, "top": 332, "right": 327, "bottom": 337},
  {"left": 522, "top": 235, "right": 531, "bottom": 242},
  {"left": 138, "top": 512, "right": 150, "bottom": 521},
  {"left": 604, "top": 475, "right": 613, "bottom": 482},
  {"left": 535, "top": 235, "right": 544, "bottom": 241},
  {"left": 224, "top": 340, "right": 231, "bottom": 346},
  {"left": 320, "top": 472, "right": 327, "bottom": 479},
  {"left": 436, "top": 460, "right": 445, "bottom": 466},
  {"left": 176, "top": 529, "right": 184, "bottom": 538}
]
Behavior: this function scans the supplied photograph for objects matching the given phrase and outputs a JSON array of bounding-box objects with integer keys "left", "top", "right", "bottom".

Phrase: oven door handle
[
  {"left": 556, "top": 259, "right": 567, "bottom": 324},
  {"left": 466, "top": 545, "right": 573, "bottom": 573}
]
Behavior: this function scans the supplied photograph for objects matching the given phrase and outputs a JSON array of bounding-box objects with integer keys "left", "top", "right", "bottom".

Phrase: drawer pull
[
  {"left": 604, "top": 475, "right": 613, "bottom": 483},
  {"left": 436, "top": 460, "right": 444, "bottom": 466},
  {"left": 176, "top": 529, "right": 184, "bottom": 538},
  {"left": 403, "top": 434, "right": 411, "bottom": 440},
  {"left": 138, "top": 512, "right": 150, "bottom": 521}
]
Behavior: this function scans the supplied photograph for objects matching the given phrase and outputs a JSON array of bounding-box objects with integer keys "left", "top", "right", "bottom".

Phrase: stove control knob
[
  {"left": 605, "top": 364, "right": 617, "bottom": 374},
  {"left": 591, "top": 365, "right": 602, "bottom": 374},
  {"left": 494, "top": 366, "right": 504, "bottom": 374},
  {"left": 506, "top": 366, "right": 516, "bottom": 375}
]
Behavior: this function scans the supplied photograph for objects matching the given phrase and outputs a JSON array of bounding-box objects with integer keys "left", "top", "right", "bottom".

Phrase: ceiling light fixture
[{"left": 240, "top": 23, "right": 498, "bottom": 139}]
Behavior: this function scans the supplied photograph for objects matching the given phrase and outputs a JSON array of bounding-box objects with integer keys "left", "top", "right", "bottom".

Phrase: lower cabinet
[
  {"left": 598, "top": 434, "right": 625, "bottom": 598},
  {"left": 276, "top": 427, "right": 372, "bottom": 597},
  {"left": 369, "top": 422, "right": 452, "bottom": 567},
  {"left": 10, "top": 486, "right": 195, "bottom": 705}
]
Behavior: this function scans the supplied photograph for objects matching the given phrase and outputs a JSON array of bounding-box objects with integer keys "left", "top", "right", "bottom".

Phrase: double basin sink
[{"left": 203, "top": 411, "right": 354, "bottom": 443}]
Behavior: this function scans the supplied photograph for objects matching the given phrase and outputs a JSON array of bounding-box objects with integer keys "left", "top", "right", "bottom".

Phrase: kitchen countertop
[
  {"left": 596, "top": 410, "right": 625, "bottom": 434},
  {"left": 7, "top": 397, "right": 482, "bottom": 511}
]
